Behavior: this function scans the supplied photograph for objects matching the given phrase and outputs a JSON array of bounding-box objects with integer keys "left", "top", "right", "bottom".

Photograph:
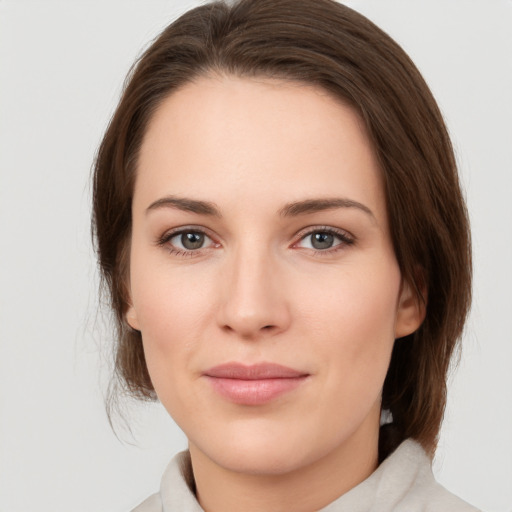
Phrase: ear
[
  {"left": 125, "top": 303, "right": 141, "bottom": 331},
  {"left": 394, "top": 277, "right": 427, "bottom": 339}
]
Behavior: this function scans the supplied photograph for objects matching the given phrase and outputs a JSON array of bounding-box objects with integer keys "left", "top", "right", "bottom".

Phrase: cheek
[
  {"left": 134, "top": 282, "right": 206, "bottom": 349},
  {"left": 300, "top": 261, "right": 401, "bottom": 385},
  {"left": 138, "top": 272, "right": 242, "bottom": 436},
  {"left": 129, "top": 255, "right": 219, "bottom": 401},
  {"left": 130, "top": 232, "right": 214, "bottom": 335}
]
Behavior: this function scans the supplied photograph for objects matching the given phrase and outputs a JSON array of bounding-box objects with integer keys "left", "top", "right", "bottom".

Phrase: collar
[{"left": 158, "top": 440, "right": 476, "bottom": 511}]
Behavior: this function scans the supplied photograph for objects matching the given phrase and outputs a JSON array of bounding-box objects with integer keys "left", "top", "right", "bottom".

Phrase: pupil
[
  {"left": 312, "top": 232, "right": 334, "bottom": 250},
  {"left": 182, "top": 232, "right": 204, "bottom": 250}
]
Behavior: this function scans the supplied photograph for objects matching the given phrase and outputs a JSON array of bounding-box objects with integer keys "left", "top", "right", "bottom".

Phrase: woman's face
[{"left": 127, "top": 75, "right": 422, "bottom": 476}]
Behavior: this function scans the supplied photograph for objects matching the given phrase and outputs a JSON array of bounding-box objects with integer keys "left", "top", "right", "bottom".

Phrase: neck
[{"left": 189, "top": 414, "right": 379, "bottom": 512}]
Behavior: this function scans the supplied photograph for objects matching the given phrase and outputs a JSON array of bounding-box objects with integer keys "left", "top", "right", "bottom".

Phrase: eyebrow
[
  {"left": 278, "top": 198, "right": 375, "bottom": 219},
  {"left": 146, "top": 195, "right": 374, "bottom": 220},
  {"left": 146, "top": 196, "right": 222, "bottom": 217}
]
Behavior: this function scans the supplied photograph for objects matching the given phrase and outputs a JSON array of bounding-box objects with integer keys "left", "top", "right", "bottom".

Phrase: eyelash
[
  {"left": 156, "top": 225, "right": 355, "bottom": 258},
  {"left": 156, "top": 226, "right": 218, "bottom": 258},
  {"left": 294, "top": 226, "right": 355, "bottom": 255}
]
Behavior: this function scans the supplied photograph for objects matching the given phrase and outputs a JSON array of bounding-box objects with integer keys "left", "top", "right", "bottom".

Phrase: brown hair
[{"left": 92, "top": 0, "right": 471, "bottom": 460}]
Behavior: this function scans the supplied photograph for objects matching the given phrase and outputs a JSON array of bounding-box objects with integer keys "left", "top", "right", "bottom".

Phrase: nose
[{"left": 217, "top": 247, "right": 291, "bottom": 339}]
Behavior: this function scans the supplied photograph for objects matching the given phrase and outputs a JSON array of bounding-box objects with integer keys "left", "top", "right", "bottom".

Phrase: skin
[{"left": 126, "top": 75, "right": 424, "bottom": 512}]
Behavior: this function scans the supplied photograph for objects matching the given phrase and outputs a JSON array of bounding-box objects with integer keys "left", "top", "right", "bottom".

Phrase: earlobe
[
  {"left": 125, "top": 305, "right": 141, "bottom": 331},
  {"left": 394, "top": 279, "right": 427, "bottom": 339}
]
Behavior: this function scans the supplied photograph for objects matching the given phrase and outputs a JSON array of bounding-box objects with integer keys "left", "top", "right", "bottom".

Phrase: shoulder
[
  {"left": 421, "top": 483, "right": 481, "bottom": 512},
  {"left": 386, "top": 440, "right": 481, "bottom": 512},
  {"left": 130, "top": 492, "right": 162, "bottom": 512},
  {"left": 398, "top": 476, "right": 481, "bottom": 511}
]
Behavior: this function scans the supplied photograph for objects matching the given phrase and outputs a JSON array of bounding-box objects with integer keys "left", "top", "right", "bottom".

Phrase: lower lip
[{"left": 205, "top": 376, "right": 308, "bottom": 405}]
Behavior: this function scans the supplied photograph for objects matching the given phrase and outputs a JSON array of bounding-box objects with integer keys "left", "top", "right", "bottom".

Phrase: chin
[
  {"left": 190, "top": 417, "right": 360, "bottom": 477},
  {"left": 207, "top": 441, "right": 317, "bottom": 476}
]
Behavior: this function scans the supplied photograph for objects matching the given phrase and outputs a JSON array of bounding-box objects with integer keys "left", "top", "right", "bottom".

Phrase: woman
[{"left": 92, "top": 0, "right": 477, "bottom": 510}]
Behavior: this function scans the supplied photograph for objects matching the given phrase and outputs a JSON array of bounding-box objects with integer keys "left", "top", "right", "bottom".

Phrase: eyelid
[
  {"left": 292, "top": 225, "right": 355, "bottom": 251},
  {"left": 155, "top": 224, "right": 355, "bottom": 257},
  {"left": 156, "top": 225, "right": 220, "bottom": 252}
]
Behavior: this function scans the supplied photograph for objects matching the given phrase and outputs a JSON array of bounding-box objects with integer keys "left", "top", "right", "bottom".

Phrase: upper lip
[{"left": 204, "top": 362, "right": 308, "bottom": 380}]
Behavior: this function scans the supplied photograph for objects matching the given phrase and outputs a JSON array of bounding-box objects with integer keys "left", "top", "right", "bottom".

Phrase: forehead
[{"left": 135, "top": 74, "right": 385, "bottom": 220}]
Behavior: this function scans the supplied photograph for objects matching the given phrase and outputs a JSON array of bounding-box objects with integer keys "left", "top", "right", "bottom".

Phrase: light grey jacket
[{"left": 131, "top": 440, "right": 480, "bottom": 511}]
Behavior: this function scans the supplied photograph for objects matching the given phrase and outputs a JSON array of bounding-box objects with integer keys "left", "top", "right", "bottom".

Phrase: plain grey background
[{"left": 0, "top": 1, "right": 511, "bottom": 511}]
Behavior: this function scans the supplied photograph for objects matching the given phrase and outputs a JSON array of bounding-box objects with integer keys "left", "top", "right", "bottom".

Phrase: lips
[{"left": 203, "top": 362, "right": 309, "bottom": 405}]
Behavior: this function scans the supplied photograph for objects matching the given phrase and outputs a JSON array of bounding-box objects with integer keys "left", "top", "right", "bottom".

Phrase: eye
[
  {"left": 295, "top": 228, "right": 354, "bottom": 252},
  {"left": 158, "top": 228, "right": 217, "bottom": 255},
  {"left": 172, "top": 231, "right": 209, "bottom": 250}
]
